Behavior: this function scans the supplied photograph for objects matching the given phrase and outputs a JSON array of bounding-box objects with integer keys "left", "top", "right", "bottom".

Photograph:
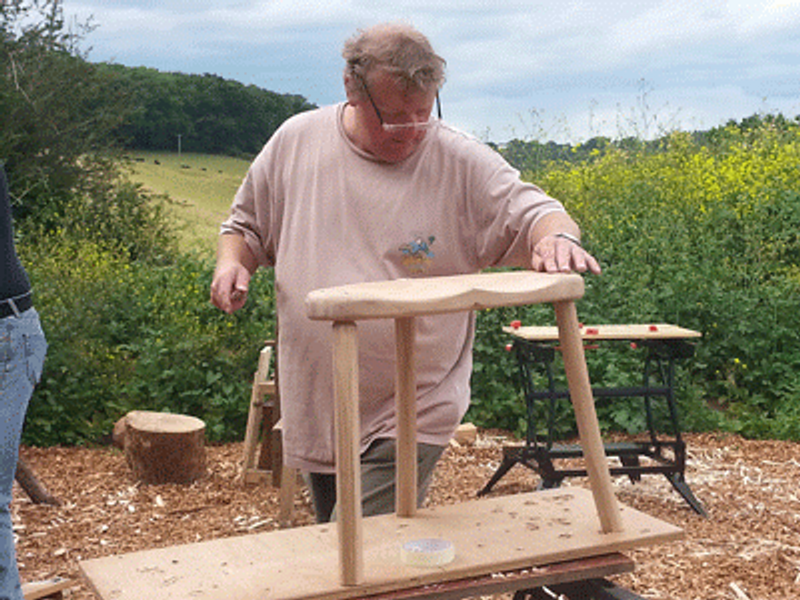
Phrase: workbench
[{"left": 478, "top": 323, "right": 706, "bottom": 515}]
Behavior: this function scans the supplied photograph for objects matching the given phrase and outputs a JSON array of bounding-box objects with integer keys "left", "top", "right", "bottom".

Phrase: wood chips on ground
[{"left": 14, "top": 431, "right": 800, "bottom": 600}]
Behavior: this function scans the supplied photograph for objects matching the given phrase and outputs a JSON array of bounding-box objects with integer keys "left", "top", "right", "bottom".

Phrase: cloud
[{"left": 62, "top": 0, "right": 800, "bottom": 143}]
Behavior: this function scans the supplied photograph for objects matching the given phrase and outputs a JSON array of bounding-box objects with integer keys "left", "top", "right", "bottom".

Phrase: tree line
[{"left": 99, "top": 64, "right": 316, "bottom": 156}]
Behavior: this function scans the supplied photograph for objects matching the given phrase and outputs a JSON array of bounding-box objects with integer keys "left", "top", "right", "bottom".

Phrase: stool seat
[{"left": 306, "top": 270, "right": 585, "bottom": 320}]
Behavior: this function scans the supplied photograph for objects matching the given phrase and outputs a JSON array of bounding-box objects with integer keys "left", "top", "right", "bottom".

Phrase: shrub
[
  {"left": 469, "top": 120, "right": 800, "bottom": 440},
  {"left": 22, "top": 237, "right": 275, "bottom": 445}
]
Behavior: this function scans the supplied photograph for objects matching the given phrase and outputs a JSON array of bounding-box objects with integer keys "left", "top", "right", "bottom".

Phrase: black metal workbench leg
[{"left": 665, "top": 471, "right": 708, "bottom": 516}]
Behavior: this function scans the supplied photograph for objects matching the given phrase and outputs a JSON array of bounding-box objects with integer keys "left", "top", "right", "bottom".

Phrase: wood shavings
[{"left": 11, "top": 431, "right": 800, "bottom": 600}]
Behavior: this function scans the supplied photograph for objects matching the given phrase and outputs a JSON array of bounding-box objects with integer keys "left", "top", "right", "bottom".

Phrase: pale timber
[{"left": 79, "top": 487, "right": 682, "bottom": 600}]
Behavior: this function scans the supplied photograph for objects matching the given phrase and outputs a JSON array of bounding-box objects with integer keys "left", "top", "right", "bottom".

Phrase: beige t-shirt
[{"left": 221, "top": 103, "right": 565, "bottom": 472}]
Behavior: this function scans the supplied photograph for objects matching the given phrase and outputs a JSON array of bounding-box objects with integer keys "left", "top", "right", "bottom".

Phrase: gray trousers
[{"left": 305, "top": 438, "right": 445, "bottom": 523}]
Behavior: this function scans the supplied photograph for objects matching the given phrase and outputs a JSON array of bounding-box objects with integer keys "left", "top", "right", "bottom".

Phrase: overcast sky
[{"left": 61, "top": 1, "right": 800, "bottom": 144}]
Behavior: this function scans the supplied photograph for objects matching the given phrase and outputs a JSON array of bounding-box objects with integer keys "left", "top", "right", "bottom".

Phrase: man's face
[{"left": 351, "top": 70, "right": 438, "bottom": 164}]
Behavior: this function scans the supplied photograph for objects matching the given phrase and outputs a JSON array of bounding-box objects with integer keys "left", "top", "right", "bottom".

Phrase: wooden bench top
[{"left": 505, "top": 323, "right": 702, "bottom": 342}]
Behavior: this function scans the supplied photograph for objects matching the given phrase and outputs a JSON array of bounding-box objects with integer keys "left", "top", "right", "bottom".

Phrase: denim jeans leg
[{"left": 0, "top": 309, "right": 47, "bottom": 600}]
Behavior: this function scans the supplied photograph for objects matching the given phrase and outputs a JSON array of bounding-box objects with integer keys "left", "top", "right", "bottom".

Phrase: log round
[{"left": 123, "top": 411, "right": 207, "bottom": 484}]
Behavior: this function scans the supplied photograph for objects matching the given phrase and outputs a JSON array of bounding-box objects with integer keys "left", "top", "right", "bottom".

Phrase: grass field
[{"left": 125, "top": 151, "right": 251, "bottom": 255}]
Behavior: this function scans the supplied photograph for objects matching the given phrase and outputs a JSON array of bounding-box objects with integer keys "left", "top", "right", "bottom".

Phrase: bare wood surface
[
  {"left": 306, "top": 271, "right": 584, "bottom": 321},
  {"left": 395, "top": 317, "right": 417, "bottom": 518},
  {"left": 79, "top": 487, "right": 682, "bottom": 600},
  {"left": 504, "top": 323, "right": 702, "bottom": 342},
  {"left": 333, "top": 321, "right": 363, "bottom": 586},
  {"left": 123, "top": 411, "right": 206, "bottom": 485},
  {"left": 554, "top": 301, "right": 623, "bottom": 533},
  {"left": 21, "top": 576, "right": 74, "bottom": 600}
]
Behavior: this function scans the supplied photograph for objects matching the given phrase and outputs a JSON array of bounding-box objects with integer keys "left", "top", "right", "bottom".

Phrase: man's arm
[
  {"left": 528, "top": 211, "right": 602, "bottom": 275},
  {"left": 210, "top": 233, "right": 260, "bottom": 314}
]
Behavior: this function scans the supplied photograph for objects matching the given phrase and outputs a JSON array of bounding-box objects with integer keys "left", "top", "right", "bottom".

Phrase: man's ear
[{"left": 344, "top": 74, "right": 362, "bottom": 106}]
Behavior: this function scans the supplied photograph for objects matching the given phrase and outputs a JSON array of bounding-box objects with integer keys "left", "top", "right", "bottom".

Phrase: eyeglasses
[{"left": 356, "top": 73, "right": 442, "bottom": 132}]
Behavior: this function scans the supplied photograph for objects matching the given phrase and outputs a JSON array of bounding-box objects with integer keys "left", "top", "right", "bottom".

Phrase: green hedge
[
  {"left": 469, "top": 122, "right": 800, "bottom": 440},
  {"left": 22, "top": 237, "right": 275, "bottom": 445}
]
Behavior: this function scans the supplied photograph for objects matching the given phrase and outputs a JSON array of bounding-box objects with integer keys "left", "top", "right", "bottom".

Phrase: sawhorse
[
  {"left": 240, "top": 340, "right": 298, "bottom": 526},
  {"left": 479, "top": 324, "right": 706, "bottom": 516}
]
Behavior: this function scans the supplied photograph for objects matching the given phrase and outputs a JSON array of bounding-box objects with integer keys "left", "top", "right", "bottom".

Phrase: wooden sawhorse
[
  {"left": 79, "top": 271, "right": 682, "bottom": 600},
  {"left": 240, "top": 341, "right": 298, "bottom": 526}
]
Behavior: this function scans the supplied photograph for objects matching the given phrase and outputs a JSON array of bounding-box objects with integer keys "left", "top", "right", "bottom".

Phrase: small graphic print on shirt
[{"left": 399, "top": 235, "right": 436, "bottom": 274}]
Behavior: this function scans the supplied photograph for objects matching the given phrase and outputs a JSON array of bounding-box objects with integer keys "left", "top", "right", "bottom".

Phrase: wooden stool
[
  {"left": 241, "top": 341, "right": 298, "bottom": 525},
  {"left": 306, "top": 271, "right": 624, "bottom": 586}
]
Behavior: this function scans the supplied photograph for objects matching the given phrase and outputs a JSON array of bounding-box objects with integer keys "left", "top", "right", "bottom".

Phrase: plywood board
[
  {"left": 504, "top": 323, "right": 702, "bottom": 342},
  {"left": 80, "top": 488, "right": 682, "bottom": 600}
]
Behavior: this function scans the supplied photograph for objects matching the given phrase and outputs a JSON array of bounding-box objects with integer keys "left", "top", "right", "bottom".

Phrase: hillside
[{"left": 127, "top": 151, "right": 251, "bottom": 254}]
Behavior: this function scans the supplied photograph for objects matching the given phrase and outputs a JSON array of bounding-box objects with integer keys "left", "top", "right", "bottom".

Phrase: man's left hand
[{"left": 532, "top": 234, "right": 602, "bottom": 275}]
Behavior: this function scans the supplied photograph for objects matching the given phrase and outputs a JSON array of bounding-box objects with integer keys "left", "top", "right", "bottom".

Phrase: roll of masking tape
[{"left": 400, "top": 538, "right": 455, "bottom": 567}]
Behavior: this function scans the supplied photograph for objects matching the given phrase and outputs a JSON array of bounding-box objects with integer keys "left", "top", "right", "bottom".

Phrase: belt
[{"left": 0, "top": 292, "right": 33, "bottom": 318}]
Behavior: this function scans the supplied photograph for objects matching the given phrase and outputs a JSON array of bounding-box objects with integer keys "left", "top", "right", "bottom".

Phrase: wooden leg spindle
[
  {"left": 395, "top": 317, "right": 418, "bottom": 518},
  {"left": 333, "top": 321, "right": 364, "bottom": 585},
  {"left": 554, "top": 301, "right": 624, "bottom": 533}
]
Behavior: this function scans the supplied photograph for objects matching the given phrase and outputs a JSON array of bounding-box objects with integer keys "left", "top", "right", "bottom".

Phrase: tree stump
[{"left": 123, "top": 411, "right": 206, "bottom": 484}]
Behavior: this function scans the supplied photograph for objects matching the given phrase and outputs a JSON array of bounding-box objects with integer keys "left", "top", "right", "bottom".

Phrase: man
[{"left": 211, "top": 23, "right": 600, "bottom": 522}]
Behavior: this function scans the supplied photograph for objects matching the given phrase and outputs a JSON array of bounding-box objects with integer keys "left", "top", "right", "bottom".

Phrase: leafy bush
[
  {"left": 470, "top": 118, "right": 800, "bottom": 440},
  {"left": 22, "top": 237, "right": 275, "bottom": 445},
  {"left": 17, "top": 116, "right": 800, "bottom": 445}
]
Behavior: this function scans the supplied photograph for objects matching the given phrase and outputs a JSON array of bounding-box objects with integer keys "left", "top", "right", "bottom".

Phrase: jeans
[
  {"left": 306, "top": 438, "right": 445, "bottom": 523},
  {"left": 0, "top": 308, "right": 47, "bottom": 600}
]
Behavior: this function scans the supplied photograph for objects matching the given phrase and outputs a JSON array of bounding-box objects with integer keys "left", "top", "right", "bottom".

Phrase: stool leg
[
  {"left": 395, "top": 317, "right": 418, "bottom": 517},
  {"left": 333, "top": 321, "right": 363, "bottom": 586},
  {"left": 554, "top": 301, "right": 623, "bottom": 533},
  {"left": 278, "top": 465, "right": 298, "bottom": 527}
]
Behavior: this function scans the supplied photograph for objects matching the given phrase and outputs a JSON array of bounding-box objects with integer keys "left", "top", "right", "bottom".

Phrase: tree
[{"left": 0, "top": 0, "right": 132, "bottom": 226}]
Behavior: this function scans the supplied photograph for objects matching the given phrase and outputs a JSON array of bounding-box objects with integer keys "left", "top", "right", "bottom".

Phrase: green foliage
[
  {"left": 8, "top": 2, "right": 800, "bottom": 444},
  {"left": 21, "top": 237, "right": 275, "bottom": 445},
  {"left": 1, "top": 0, "right": 133, "bottom": 226},
  {"left": 471, "top": 118, "right": 800, "bottom": 440}
]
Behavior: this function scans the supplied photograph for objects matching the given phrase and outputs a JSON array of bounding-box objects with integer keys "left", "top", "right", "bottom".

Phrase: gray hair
[{"left": 342, "top": 23, "right": 446, "bottom": 96}]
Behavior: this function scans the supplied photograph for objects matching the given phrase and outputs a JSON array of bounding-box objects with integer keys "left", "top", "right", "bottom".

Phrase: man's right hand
[
  {"left": 210, "top": 233, "right": 258, "bottom": 314},
  {"left": 210, "top": 261, "right": 251, "bottom": 314}
]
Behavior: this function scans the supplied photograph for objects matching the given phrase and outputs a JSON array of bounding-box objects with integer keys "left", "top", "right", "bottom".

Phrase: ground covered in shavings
[{"left": 14, "top": 431, "right": 800, "bottom": 600}]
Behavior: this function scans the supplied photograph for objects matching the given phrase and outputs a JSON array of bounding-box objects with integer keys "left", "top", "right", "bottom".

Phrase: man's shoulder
[
  {"left": 279, "top": 104, "right": 339, "bottom": 133},
  {"left": 430, "top": 122, "right": 507, "bottom": 167}
]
